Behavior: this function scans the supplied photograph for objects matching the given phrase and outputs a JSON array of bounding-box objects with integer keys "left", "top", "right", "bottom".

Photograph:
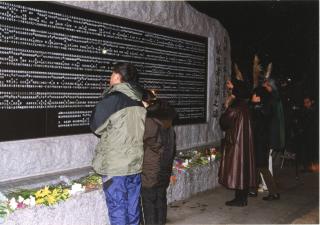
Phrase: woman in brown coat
[
  {"left": 141, "top": 90, "right": 177, "bottom": 225},
  {"left": 219, "top": 79, "right": 256, "bottom": 207}
]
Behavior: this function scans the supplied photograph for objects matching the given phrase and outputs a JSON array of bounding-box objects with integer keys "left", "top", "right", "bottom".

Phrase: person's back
[
  {"left": 219, "top": 79, "right": 256, "bottom": 207},
  {"left": 158, "top": 124, "right": 175, "bottom": 188},
  {"left": 250, "top": 86, "right": 273, "bottom": 168},
  {"left": 249, "top": 83, "right": 280, "bottom": 201},
  {"left": 219, "top": 98, "right": 255, "bottom": 190},
  {"left": 90, "top": 62, "right": 146, "bottom": 225},
  {"left": 91, "top": 82, "right": 146, "bottom": 176},
  {"left": 141, "top": 96, "right": 176, "bottom": 225},
  {"left": 267, "top": 79, "right": 285, "bottom": 151}
]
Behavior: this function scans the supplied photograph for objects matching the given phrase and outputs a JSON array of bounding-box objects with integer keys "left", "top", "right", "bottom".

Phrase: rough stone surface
[
  {"left": 0, "top": 134, "right": 97, "bottom": 182},
  {"left": 167, "top": 161, "right": 220, "bottom": 202},
  {"left": 3, "top": 161, "right": 220, "bottom": 225},
  {"left": 0, "top": 1, "right": 230, "bottom": 185}
]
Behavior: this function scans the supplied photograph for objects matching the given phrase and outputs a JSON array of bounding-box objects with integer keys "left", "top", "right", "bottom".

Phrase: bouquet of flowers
[
  {"left": 173, "top": 147, "right": 221, "bottom": 170},
  {"left": 0, "top": 174, "right": 100, "bottom": 223}
]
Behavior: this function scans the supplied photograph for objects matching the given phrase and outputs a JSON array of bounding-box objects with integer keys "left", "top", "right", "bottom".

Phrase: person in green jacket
[{"left": 90, "top": 62, "right": 146, "bottom": 225}]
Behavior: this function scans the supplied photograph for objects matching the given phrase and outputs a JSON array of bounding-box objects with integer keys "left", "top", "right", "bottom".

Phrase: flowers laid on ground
[
  {"left": 0, "top": 174, "right": 102, "bottom": 223},
  {"left": 172, "top": 147, "right": 221, "bottom": 175}
]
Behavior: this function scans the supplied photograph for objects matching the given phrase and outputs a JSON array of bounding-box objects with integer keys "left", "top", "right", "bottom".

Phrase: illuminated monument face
[{"left": 0, "top": 2, "right": 208, "bottom": 141}]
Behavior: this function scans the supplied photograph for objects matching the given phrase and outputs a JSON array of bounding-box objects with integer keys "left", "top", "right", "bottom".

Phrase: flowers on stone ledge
[
  {"left": 172, "top": 147, "right": 221, "bottom": 175},
  {"left": 0, "top": 193, "right": 11, "bottom": 224},
  {"left": 35, "top": 186, "right": 70, "bottom": 206},
  {"left": 0, "top": 149, "right": 221, "bottom": 222},
  {"left": 0, "top": 174, "right": 102, "bottom": 223}
]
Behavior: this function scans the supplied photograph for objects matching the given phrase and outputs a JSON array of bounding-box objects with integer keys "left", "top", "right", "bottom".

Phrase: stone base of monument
[
  {"left": 167, "top": 161, "right": 220, "bottom": 202},
  {"left": 0, "top": 167, "right": 93, "bottom": 193},
  {"left": 3, "top": 161, "right": 220, "bottom": 225}
]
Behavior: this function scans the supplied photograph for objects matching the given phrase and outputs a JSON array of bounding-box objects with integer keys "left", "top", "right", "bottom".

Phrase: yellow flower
[
  {"left": 42, "top": 186, "right": 51, "bottom": 196},
  {"left": 35, "top": 190, "right": 41, "bottom": 198},
  {"left": 35, "top": 189, "right": 46, "bottom": 198},
  {"left": 47, "top": 195, "right": 56, "bottom": 205},
  {"left": 36, "top": 198, "right": 45, "bottom": 205},
  {"left": 51, "top": 189, "right": 59, "bottom": 198},
  {"left": 35, "top": 186, "right": 51, "bottom": 198},
  {"left": 62, "top": 189, "right": 70, "bottom": 199}
]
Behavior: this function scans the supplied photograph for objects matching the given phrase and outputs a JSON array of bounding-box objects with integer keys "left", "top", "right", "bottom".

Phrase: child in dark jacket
[{"left": 141, "top": 90, "right": 177, "bottom": 225}]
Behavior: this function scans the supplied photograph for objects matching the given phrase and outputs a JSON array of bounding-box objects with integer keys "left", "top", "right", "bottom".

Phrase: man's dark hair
[
  {"left": 112, "top": 62, "right": 138, "bottom": 82},
  {"left": 303, "top": 95, "right": 314, "bottom": 101}
]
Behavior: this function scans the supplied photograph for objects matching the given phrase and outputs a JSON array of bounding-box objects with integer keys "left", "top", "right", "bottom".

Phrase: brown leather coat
[{"left": 218, "top": 99, "right": 256, "bottom": 190}]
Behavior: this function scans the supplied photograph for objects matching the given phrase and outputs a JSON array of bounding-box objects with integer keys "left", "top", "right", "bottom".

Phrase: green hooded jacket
[{"left": 90, "top": 82, "right": 146, "bottom": 176}]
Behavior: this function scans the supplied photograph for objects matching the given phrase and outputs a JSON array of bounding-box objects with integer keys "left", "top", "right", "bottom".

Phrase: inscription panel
[{"left": 0, "top": 2, "right": 208, "bottom": 141}]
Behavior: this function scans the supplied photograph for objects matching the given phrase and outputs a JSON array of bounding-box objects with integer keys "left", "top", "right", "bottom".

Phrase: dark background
[{"left": 189, "top": 1, "right": 318, "bottom": 105}]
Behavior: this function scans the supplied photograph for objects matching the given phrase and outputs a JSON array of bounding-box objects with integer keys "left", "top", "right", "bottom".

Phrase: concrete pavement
[{"left": 167, "top": 166, "right": 319, "bottom": 224}]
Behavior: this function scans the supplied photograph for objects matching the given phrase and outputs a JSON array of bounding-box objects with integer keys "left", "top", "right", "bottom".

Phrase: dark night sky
[{"left": 188, "top": 1, "right": 318, "bottom": 102}]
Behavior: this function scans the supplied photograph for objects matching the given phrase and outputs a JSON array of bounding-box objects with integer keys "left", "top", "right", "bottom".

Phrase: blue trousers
[{"left": 102, "top": 174, "right": 141, "bottom": 225}]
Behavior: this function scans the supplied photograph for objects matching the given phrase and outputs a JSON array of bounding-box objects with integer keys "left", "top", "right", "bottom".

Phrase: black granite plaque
[{"left": 0, "top": 2, "right": 208, "bottom": 141}]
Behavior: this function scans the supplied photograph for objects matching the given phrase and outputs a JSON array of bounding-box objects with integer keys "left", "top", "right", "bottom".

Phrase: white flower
[
  {"left": 182, "top": 159, "right": 189, "bottom": 167},
  {"left": 17, "top": 196, "right": 24, "bottom": 203},
  {"left": 29, "top": 196, "right": 36, "bottom": 207},
  {"left": 9, "top": 198, "right": 18, "bottom": 210},
  {"left": 0, "top": 192, "right": 7, "bottom": 202},
  {"left": 68, "top": 183, "right": 85, "bottom": 196},
  {"left": 23, "top": 198, "right": 30, "bottom": 206}
]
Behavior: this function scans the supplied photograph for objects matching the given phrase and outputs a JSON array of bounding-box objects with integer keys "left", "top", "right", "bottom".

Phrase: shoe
[
  {"left": 248, "top": 191, "right": 258, "bottom": 197},
  {"left": 225, "top": 198, "right": 248, "bottom": 207},
  {"left": 257, "top": 186, "right": 264, "bottom": 192},
  {"left": 262, "top": 193, "right": 280, "bottom": 201}
]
